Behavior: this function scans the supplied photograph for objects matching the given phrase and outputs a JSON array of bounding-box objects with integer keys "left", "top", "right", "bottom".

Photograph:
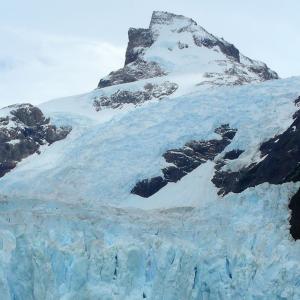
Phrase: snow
[
  {"left": 127, "top": 161, "right": 218, "bottom": 210},
  {"left": 145, "top": 19, "right": 224, "bottom": 74},
  {"left": 0, "top": 75, "right": 299, "bottom": 298},
  {"left": 144, "top": 19, "right": 230, "bottom": 83},
  {"left": 0, "top": 107, "right": 11, "bottom": 118},
  {"left": 6, "top": 139, "right": 20, "bottom": 145},
  {"left": 135, "top": 11, "right": 276, "bottom": 87},
  {"left": 0, "top": 13, "right": 299, "bottom": 297},
  {"left": 1, "top": 76, "right": 299, "bottom": 208}
]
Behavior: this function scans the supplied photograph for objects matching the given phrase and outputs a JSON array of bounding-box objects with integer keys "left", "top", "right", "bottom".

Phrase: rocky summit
[
  {"left": 1, "top": 11, "right": 300, "bottom": 300},
  {"left": 98, "top": 11, "right": 278, "bottom": 89}
]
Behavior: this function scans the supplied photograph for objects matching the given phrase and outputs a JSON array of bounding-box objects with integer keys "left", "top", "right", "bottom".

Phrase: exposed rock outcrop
[
  {"left": 223, "top": 149, "right": 244, "bottom": 160},
  {"left": 289, "top": 189, "right": 300, "bottom": 239},
  {"left": 98, "top": 59, "right": 166, "bottom": 88},
  {"left": 0, "top": 104, "right": 71, "bottom": 177},
  {"left": 131, "top": 124, "right": 237, "bottom": 197},
  {"left": 210, "top": 97, "right": 300, "bottom": 239},
  {"left": 125, "top": 28, "right": 154, "bottom": 66},
  {"left": 212, "top": 98, "right": 300, "bottom": 195},
  {"left": 193, "top": 33, "right": 240, "bottom": 63},
  {"left": 94, "top": 81, "right": 178, "bottom": 110}
]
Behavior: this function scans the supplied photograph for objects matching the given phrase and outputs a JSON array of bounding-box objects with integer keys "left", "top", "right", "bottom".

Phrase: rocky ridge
[
  {"left": 211, "top": 96, "right": 300, "bottom": 239},
  {"left": 131, "top": 124, "right": 237, "bottom": 197},
  {"left": 0, "top": 104, "right": 71, "bottom": 177},
  {"left": 94, "top": 81, "right": 178, "bottom": 110},
  {"left": 98, "top": 11, "right": 278, "bottom": 90}
]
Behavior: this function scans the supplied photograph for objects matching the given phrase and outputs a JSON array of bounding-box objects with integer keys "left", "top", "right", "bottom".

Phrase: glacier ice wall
[{"left": 1, "top": 182, "right": 300, "bottom": 299}]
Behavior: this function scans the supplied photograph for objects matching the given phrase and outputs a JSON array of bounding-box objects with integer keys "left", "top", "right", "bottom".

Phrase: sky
[{"left": 0, "top": 0, "right": 299, "bottom": 107}]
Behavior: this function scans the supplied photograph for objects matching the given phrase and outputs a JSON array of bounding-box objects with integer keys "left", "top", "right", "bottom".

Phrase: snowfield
[
  {"left": 0, "top": 76, "right": 300, "bottom": 299},
  {"left": 1, "top": 77, "right": 300, "bottom": 209}
]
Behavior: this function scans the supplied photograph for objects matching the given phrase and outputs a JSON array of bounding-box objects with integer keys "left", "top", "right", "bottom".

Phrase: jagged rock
[
  {"left": 0, "top": 104, "right": 71, "bottom": 178},
  {"left": 213, "top": 100, "right": 300, "bottom": 195},
  {"left": 125, "top": 28, "right": 154, "bottom": 65},
  {"left": 10, "top": 105, "right": 49, "bottom": 126},
  {"left": 131, "top": 177, "right": 167, "bottom": 198},
  {"left": 97, "top": 11, "right": 278, "bottom": 90},
  {"left": 193, "top": 35, "right": 240, "bottom": 63},
  {"left": 131, "top": 124, "right": 237, "bottom": 197},
  {"left": 248, "top": 65, "right": 278, "bottom": 81},
  {"left": 94, "top": 81, "right": 178, "bottom": 110},
  {"left": 211, "top": 97, "right": 300, "bottom": 239},
  {"left": 98, "top": 59, "right": 166, "bottom": 88}
]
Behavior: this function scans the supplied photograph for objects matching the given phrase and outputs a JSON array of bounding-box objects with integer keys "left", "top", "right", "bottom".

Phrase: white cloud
[{"left": 0, "top": 27, "right": 125, "bottom": 108}]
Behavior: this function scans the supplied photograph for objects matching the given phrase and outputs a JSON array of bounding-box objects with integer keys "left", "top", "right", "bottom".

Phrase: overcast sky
[{"left": 0, "top": 0, "right": 299, "bottom": 107}]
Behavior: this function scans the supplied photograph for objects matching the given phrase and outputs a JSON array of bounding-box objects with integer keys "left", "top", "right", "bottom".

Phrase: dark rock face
[
  {"left": 98, "top": 59, "right": 166, "bottom": 89},
  {"left": 213, "top": 104, "right": 300, "bottom": 195},
  {"left": 223, "top": 149, "right": 244, "bottom": 160},
  {"left": 125, "top": 28, "right": 154, "bottom": 66},
  {"left": 94, "top": 81, "right": 178, "bottom": 110},
  {"left": 131, "top": 124, "right": 237, "bottom": 198},
  {"left": 10, "top": 105, "right": 49, "bottom": 127},
  {"left": 0, "top": 104, "right": 71, "bottom": 178},
  {"left": 97, "top": 16, "right": 164, "bottom": 89},
  {"left": 0, "top": 161, "right": 17, "bottom": 178},
  {"left": 289, "top": 189, "right": 300, "bottom": 240},
  {"left": 131, "top": 177, "right": 168, "bottom": 198},
  {"left": 193, "top": 35, "right": 278, "bottom": 81},
  {"left": 193, "top": 35, "right": 240, "bottom": 63},
  {"left": 248, "top": 65, "right": 279, "bottom": 81},
  {"left": 210, "top": 97, "right": 300, "bottom": 239}
]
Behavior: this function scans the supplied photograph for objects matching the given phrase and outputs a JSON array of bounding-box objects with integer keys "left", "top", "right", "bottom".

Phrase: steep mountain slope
[
  {"left": 0, "top": 11, "right": 300, "bottom": 300},
  {"left": 98, "top": 11, "right": 278, "bottom": 89}
]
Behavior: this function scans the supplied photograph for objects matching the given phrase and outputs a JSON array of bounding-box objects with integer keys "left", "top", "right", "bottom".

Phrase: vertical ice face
[{"left": 1, "top": 180, "right": 300, "bottom": 299}]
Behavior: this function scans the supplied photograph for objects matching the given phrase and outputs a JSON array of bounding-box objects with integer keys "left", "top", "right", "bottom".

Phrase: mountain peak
[
  {"left": 149, "top": 11, "right": 197, "bottom": 28},
  {"left": 98, "top": 11, "right": 278, "bottom": 89}
]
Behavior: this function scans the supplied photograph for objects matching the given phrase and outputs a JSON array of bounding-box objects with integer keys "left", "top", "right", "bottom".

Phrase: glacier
[
  {"left": 0, "top": 77, "right": 300, "bottom": 299},
  {"left": 0, "top": 182, "right": 300, "bottom": 299},
  {"left": 1, "top": 77, "right": 299, "bottom": 207},
  {"left": 0, "top": 10, "right": 300, "bottom": 300}
]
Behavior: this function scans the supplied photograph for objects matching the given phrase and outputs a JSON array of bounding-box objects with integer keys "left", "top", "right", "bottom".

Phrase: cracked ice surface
[{"left": 1, "top": 182, "right": 300, "bottom": 299}]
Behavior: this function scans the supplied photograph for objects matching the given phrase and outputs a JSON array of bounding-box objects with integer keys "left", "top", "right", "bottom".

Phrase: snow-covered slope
[
  {"left": 0, "top": 11, "right": 300, "bottom": 300},
  {"left": 37, "top": 11, "right": 279, "bottom": 120},
  {"left": 1, "top": 77, "right": 300, "bottom": 207},
  {"left": 98, "top": 11, "right": 278, "bottom": 89}
]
